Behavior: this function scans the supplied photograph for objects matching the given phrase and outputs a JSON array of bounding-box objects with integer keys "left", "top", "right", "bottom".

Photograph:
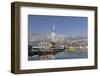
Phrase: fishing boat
[{"left": 28, "top": 24, "right": 65, "bottom": 59}]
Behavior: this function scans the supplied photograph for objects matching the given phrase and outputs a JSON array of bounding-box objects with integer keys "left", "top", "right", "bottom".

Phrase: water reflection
[{"left": 28, "top": 48, "right": 88, "bottom": 61}]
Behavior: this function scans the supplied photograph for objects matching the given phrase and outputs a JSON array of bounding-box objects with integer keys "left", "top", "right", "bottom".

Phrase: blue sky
[{"left": 28, "top": 15, "right": 88, "bottom": 37}]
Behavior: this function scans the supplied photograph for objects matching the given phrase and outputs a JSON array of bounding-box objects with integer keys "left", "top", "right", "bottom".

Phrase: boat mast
[{"left": 52, "top": 24, "right": 56, "bottom": 42}]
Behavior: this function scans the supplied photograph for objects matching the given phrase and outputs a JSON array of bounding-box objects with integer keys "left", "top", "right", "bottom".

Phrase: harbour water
[{"left": 28, "top": 48, "right": 88, "bottom": 61}]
